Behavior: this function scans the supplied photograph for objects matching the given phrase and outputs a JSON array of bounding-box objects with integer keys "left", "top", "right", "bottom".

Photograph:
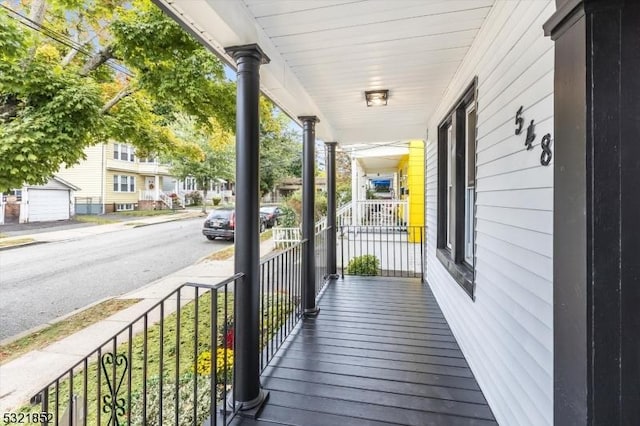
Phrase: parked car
[
  {"left": 203, "top": 207, "right": 266, "bottom": 241},
  {"left": 259, "top": 205, "right": 283, "bottom": 228}
]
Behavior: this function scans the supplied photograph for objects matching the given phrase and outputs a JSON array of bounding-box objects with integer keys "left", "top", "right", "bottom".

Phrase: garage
[
  {"left": 28, "top": 189, "right": 70, "bottom": 221},
  {"left": 20, "top": 177, "right": 79, "bottom": 223}
]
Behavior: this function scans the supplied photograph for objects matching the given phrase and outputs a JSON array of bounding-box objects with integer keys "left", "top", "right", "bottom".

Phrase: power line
[{"left": 1, "top": 4, "right": 135, "bottom": 78}]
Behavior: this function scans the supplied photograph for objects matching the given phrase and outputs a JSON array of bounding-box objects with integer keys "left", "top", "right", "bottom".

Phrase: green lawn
[
  {"left": 75, "top": 215, "right": 119, "bottom": 224},
  {"left": 0, "top": 299, "right": 140, "bottom": 365}
]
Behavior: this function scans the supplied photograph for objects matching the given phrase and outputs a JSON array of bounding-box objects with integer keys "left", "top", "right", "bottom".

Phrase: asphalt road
[{"left": 0, "top": 218, "right": 232, "bottom": 341}]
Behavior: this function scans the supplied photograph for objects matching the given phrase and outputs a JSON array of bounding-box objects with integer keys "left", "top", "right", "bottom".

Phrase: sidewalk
[{"left": 0, "top": 212, "right": 275, "bottom": 412}]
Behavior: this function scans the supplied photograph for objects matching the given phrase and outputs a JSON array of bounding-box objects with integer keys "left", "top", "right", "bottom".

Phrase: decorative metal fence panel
[
  {"left": 29, "top": 275, "right": 243, "bottom": 426},
  {"left": 28, "top": 242, "right": 314, "bottom": 424},
  {"left": 339, "top": 225, "right": 425, "bottom": 280}
]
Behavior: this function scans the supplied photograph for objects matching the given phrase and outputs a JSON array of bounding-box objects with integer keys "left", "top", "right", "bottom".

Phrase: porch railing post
[
  {"left": 226, "top": 43, "right": 270, "bottom": 410},
  {"left": 300, "top": 115, "right": 320, "bottom": 316},
  {"left": 325, "top": 141, "right": 339, "bottom": 278}
]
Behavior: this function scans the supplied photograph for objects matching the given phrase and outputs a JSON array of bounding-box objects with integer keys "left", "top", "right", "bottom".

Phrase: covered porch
[
  {"left": 21, "top": 0, "right": 639, "bottom": 424},
  {"left": 234, "top": 275, "right": 496, "bottom": 426}
]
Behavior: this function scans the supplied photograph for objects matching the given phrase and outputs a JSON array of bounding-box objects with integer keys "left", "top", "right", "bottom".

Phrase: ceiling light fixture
[{"left": 365, "top": 89, "right": 389, "bottom": 107}]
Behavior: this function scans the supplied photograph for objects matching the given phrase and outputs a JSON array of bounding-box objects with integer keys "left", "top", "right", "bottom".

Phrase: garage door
[{"left": 28, "top": 189, "right": 69, "bottom": 222}]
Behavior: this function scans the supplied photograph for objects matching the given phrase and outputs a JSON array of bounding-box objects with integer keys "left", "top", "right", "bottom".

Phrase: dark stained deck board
[{"left": 231, "top": 276, "right": 497, "bottom": 426}]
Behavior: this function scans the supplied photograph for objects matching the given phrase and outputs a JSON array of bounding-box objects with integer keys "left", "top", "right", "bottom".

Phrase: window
[
  {"left": 437, "top": 79, "right": 477, "bottom": 298},
  {"left": 10, "top": 189, "right": 22, "bottom": 202},
  {"left": 113, "top": 143, "right": 135, "bottom": 162},
  {"left": 112, "top": 175, "right": 136, "bottom": 192},
  {"left": 183, "top": 177, "right": 197, "bottom": 191},
  {"left": 116, "top": 203, "right": 135, "bottom": 211}
]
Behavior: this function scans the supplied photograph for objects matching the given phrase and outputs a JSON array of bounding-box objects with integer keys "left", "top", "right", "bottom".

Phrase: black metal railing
[
  {"left": 259, "top": 240, "right": 306, "bottom": 371},
  {"left": 339, "top": 225, "right": 425, "bottom": 279},
  {"left": 315, "top": 226, "right": 330, "bottom": 298},
  {"left": 27, "top": 240, "right": 325, "bottom": 424},
  {"left": 29, "top": 274, "right": 243, "bottom": 426}
]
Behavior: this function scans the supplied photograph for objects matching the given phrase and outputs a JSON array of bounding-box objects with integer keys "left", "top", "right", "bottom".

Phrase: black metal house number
[{"left": 514, "top": 106, "right": 552, "bottom": 166}]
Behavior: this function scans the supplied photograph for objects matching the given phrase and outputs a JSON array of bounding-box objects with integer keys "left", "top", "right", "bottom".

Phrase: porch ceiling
[{"left": 156, "top": 0, "right": 495, "bottom": 145}]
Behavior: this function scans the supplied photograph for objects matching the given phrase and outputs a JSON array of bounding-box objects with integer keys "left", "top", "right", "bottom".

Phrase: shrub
[
  {"left": 284, "top": 189, "right": 327, "bottom": 223},
  {"left": 195, "top": 348, "right": 234, "bottom": 384},
  {"left": 186, "top": 191, "right": 203, "bottom": 206},
  {"left": 277, "top": 205, "right": 298, "bottom": 227},
  {"left": 129, "top": 373, "right": 213, "bottom": 426},
  {"left": 337, "top": 182, "right": 352, "bottom": 205},
  {"left": 212, "top": 196, "right": 222, "bottom": 206},
  {"left": 346, "top": 255, "right": 380, "bottom": 276},
  {"left": 129, "top": 348, "right": 234, "bottom": 426}
]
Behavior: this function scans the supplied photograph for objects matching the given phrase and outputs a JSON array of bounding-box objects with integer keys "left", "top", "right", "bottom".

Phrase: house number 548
[{"left": 514, "top": 106, "right": 553, "bottom": 166}]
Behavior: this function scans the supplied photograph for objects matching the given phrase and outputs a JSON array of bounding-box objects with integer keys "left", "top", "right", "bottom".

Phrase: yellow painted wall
[
  {"left": 400, "top": 140, "right": 424, "bottom": 242},
  {"left": 105, "top": 171, "right": 141, "bottom": 204}
]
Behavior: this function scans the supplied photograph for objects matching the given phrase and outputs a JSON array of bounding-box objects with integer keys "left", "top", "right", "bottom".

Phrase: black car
[
  {"left": 203, "top": 207, "right": 266, "bottom": 241},
  {"left": 259, "top": 205, "right": 283, "bottom": 228}
]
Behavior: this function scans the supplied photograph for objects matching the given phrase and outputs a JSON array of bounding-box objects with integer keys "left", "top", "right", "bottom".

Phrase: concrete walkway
[{"left": 0, "top": 212, "right": 275, "bottom": 412}]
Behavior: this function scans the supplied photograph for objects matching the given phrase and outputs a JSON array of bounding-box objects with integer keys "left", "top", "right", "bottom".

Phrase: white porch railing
[
  {"left": 336, "top": 202, "right": 353, "bottom": 227},
  {"left": 158, "top": 192, "right": 173, "bottom": 209},
  {"left": 138, "top": 190, "right": 182, "bottom": 209},
  {"left": 272, "top": 199, "right": 408, "bottom": 247},
  {"left": 355, "top": 199, "right": 408, "bottom": 227},
  {"left": 138, "top": 190, "right": 156, "bottom": 201},
  {"left": 274, "top": 201, "right": 355, "bottom": 247},
  {"left": 273, "top": 227, "right": 302, "bottom": 248}
]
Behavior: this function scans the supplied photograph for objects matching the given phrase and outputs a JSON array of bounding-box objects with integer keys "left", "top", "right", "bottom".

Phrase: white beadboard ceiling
[{"left": 156, "top": 0, "right": 495, "bottom": 148}]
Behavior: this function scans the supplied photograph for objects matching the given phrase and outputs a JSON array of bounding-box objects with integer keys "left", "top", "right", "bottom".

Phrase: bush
[
  {"left": 277, "top": 205, "right": 298, "bottom": 227},
  {"left": 129, "top": 348, "right": 233, "bottom": 426},
  {"left": 212, "top": 196, "right": 222, "bottom": 206},
  {"left": 346, "top": 255, "right": 380, "bottom": 276},
  {"left": 337, "top": 182, "right": 352, "bottom": 205},
  {"left": 129, "top": 373, "right": 213, "bottom": 426},
  {"left": 284, "top": 189, "right": 327, "bottom": 223},
  {"left": 186, "top": 191, "right": 203, "bottom": 206}
]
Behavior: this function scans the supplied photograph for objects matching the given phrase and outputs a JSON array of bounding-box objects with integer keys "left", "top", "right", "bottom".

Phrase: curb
[
  {"left": 0, "top": 296, "right": 113, "bottom": 347},
  {"left": 0, "top": 213, "right": 202, "bottom": 250},
  {"left": 0, "top": 240, "right": 47, "bottom": 252}
]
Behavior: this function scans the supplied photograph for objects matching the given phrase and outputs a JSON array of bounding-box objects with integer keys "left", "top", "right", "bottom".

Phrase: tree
[
  {"left": 259, "top": 103, "right": 302, "bottom": 196},
  {"left": 336, "top": 150, "right": 352, "bottom": 204},
  {"left": 169, "top": 116, "right": 235, "bottom": 213},
  {"left": 0, "top": 0, "right": 235, "bottom": 191}
]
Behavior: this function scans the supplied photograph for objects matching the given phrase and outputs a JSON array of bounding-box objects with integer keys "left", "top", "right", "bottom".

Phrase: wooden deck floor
[{"left": 232, "top": 276, "right": 497, "bottom": 426}]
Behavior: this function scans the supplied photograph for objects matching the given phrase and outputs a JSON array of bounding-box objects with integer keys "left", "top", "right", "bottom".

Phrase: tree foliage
[
  {"left": 169, "top": 115, "right": 235, "bottom": 212},
  {"left": 0, "top": 0, "right": 235, "bottom": 191},
  {"left": 259, "top": 104, "right": 302, "bottom": 196}
]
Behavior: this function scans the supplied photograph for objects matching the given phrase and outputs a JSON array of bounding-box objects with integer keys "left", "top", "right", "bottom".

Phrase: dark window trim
[{"left": 437, "top": 77, "right": 477, "bottom": 300}]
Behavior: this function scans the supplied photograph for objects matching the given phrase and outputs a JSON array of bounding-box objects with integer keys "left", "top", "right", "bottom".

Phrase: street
[{"left": 0, "top": 218, "right": 232, "bottom": 341}]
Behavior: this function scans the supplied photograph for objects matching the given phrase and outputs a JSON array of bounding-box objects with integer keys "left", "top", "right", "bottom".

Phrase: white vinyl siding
[
  {"left": 55, "top": 145, "right": 104, "bottom": 199},
  {"left": 425, "top": 2, "right": 555, "bottom": 426}
]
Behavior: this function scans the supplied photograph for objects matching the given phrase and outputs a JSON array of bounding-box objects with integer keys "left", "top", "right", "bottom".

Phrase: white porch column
[
  {"left": 154, "top": 175, "right": 160, "bottom": 200},
  {"left": 351, "top": 152, "right": 358, "bottom": 226}
]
